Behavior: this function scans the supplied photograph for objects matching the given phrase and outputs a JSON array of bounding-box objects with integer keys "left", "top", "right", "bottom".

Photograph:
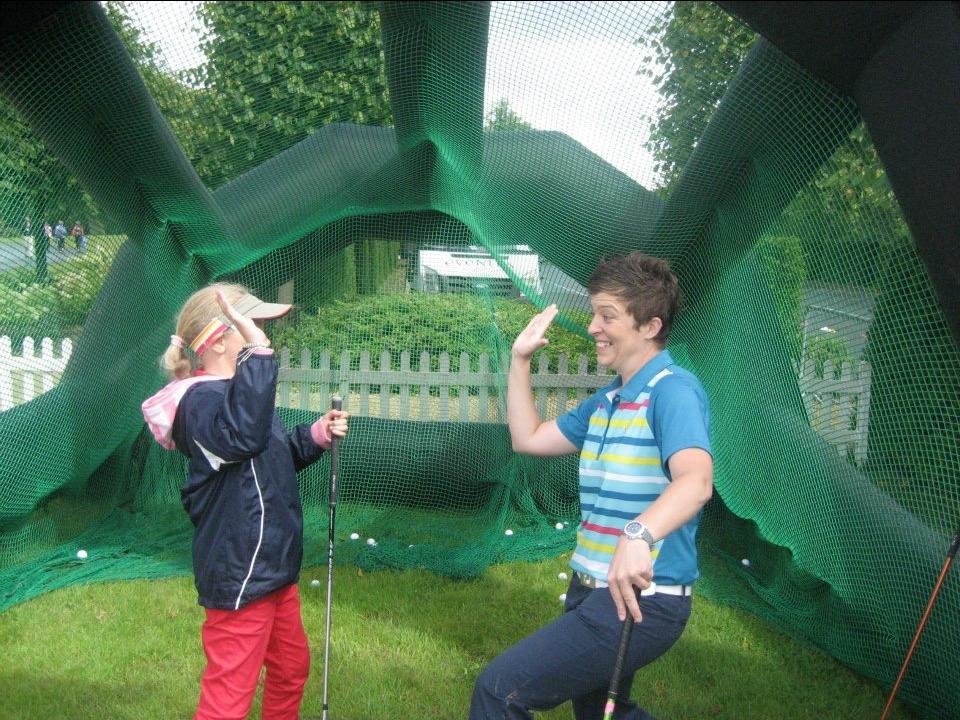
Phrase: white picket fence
[
  {"left": 0, "top": 339, "right": 873, "bottom": 465},
  {"left": 800, "top": 357, "right": 872, "bottom": 466},
  {"left": 0, "top": 340, "right": 611, "bottom": 418},
  {"left": 0, "top": 336, "right": 73, "bottom": 410},
  {"left": 277, "top": 348, "right": 613, "bottom": 423}
]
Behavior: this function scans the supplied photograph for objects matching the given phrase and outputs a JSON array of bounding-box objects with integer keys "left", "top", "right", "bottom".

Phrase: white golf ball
[
  {"left": 558, "top": 572, "right": 568, "bottom": 581},
  {"left": 559, "top": 593, "right": 567, "bottom": 602},
  {"left": 741, "top": 558, "right": 751, "bottom": 567},
  {"left": 76, "top": 549, "right": 88, "bottom": 559},
  {"left": 555, "top": 522, "right": 564, "bottom": 530},
  {"left": 310, "top": 579, "right": 321, "bottom": 587},
  {"left": 504, "top": 529, "right": 514, "bottom": 536},
  {"left": 366, "top": 538, "right": 376, "bottom": 546},
  {"left": 350, "top": 533, "right": 360, "bottom": 540}
]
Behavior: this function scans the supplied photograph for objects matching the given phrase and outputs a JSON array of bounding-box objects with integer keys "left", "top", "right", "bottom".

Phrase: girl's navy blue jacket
[{"left": 166, "top": 352, "right": 326, "bottom": 610}]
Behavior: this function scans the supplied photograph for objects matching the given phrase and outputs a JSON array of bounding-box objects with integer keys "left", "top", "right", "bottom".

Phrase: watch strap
[{"left": 624, "top": 520, "right": 655, "bottom": 547}]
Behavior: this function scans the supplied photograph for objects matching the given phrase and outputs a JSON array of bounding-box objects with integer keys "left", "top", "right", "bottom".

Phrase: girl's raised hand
[{"left": 216, "top": 289, "right": 270, "bottom": 347}]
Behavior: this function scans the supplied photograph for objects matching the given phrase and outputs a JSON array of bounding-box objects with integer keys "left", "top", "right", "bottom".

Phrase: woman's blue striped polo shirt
[{"left": 555, "top": 349, "right": 712, "bottom": 586}]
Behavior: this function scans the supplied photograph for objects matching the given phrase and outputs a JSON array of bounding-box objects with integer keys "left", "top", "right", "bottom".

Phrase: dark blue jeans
[{"left": 470, "top": 574, "right": 691, "bottom": 720}]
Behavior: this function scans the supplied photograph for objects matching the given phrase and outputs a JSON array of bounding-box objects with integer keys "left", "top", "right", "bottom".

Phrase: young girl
[{"left": 142, "top": 282, "right": 348, "bottom": 720}]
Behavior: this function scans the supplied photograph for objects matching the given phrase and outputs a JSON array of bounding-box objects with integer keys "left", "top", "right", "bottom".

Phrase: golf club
[
  {"left": 602, "top": 615, "right": 635, "bottom": 720},
  {"left": 880, "top": 523, "right": 960, "bottom": 719},
  {"left": 321, "top": 395, "right": 342, "bottom": 720}
]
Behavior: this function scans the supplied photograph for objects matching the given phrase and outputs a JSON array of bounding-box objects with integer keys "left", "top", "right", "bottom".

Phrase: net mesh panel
[{"left": 0, "top": 2, "right": 957, "bottom": 717}]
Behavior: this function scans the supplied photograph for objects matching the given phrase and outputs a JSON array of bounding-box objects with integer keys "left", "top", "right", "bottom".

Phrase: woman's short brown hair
[{"left": 587, "top": 252, "right": 681, "bottom": 345}]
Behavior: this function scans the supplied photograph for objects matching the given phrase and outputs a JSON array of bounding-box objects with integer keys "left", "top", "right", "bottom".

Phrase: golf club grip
[
  {"left": 948, "top": 526, "right": 960, "bottom": 558},
  {"left": 602, "top": 616, "right": 635, "bottom": 720},
  {"left": 330, "top": 394, "right": 342, "bottom": 458}
]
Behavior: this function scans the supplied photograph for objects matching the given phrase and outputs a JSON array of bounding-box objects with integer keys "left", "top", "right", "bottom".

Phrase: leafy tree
[
  {"left": 0, "top": 97, "right": 101, "bottom": 232},
  {"left": 793, "top": 124, "right": 909, "bottom": 244},
  {"left": 188, "top": 1, "right": 392, "bottom": 188},
  {"left": 104, "top": 1, "right": 163, "bottom": 71},
  {"left": 485, "top": 98, "right": 532, "bottom": 132},
  {"left": 108, "top": 3, "right": 400, "bottom": 299},
  {"left": 637, "top": 0, "right": 908, "bottom": 253},
  {"left": 0, "top": 1, "right": 199, "bottom": 234},
  {"left": 639, "top": 0, "right": 910, "bottom": 310},
  {"left": 639, "top": 2, "right": 946, "bottom": 495},
  {"left": 637, "top": 2, "right": 757, "bottom": 192},
  {"left": 104, "top": 1, "right": 217, "bottom": 185},
  {"left": 107, "top": 1, "right": 402, "bottom": 197},
  {"left": 0, "top": 1, "right": 211, "bottom": 236}
]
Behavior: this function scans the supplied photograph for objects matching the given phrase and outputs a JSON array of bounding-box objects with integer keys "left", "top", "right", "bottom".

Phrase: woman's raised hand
[{"left": 511, "top": 304, "right": 558, "bottom": 361}]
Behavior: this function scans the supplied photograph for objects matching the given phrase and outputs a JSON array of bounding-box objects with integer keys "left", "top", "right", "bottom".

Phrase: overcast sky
[{"left": 125, "top": 1, "right": 668, "bottom": 187}]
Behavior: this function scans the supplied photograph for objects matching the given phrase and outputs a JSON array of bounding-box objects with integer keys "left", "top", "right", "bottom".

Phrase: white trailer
[{"left": 415, "top": 245, "right": 541, "bottom": 297}]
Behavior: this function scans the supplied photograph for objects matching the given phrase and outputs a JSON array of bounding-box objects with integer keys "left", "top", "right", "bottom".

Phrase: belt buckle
[{"left": 577, "top": 571, "right": 600, "bottom": 589}]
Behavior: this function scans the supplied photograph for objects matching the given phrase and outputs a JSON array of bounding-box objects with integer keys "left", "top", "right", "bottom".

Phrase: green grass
[{"left": 0, "top": 557, "right": 914, "bottom": 720}]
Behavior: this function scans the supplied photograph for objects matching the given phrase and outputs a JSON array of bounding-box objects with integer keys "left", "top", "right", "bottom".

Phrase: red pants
[{"left": 195, "top": 583, "right": 310, "bottom": 720}]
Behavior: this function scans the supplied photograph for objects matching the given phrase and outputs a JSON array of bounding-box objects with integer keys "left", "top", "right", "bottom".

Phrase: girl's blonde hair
[{"left": 161, "top": 282, "right": 249, "bottom": 379}]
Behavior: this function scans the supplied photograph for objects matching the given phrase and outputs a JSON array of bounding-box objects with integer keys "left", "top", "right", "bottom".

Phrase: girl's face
[
  {"left": 200, "top": 327, "right": 245, "bottom": 378},
  {"left": 220, "top": 327, "right": 247, "bottom": 370},
  {"left": 199, "top": 317, "right": 269, "bottom": 378},
  {"left": 219, "top": 321, "right": 268, "bottom": 372}
]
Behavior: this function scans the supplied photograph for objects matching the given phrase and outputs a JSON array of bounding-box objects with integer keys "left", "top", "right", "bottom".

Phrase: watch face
[{"left": 624, "top": 520, "right": 643, "bottom": 537}]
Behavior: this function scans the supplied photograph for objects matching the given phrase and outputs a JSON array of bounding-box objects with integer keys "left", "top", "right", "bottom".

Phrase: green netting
[{"left": 0, "top": 2, "right": 957, "bottom": 718}]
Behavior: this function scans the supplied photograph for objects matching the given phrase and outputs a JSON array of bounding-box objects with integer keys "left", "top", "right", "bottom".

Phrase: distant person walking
[
  {"left": 70, "top": 221, "right": 87, "bottom": 252},
  {"left": 54, "top": 220, "right": 67, "bottom": 251},
  {"left": 22, "top": 215, "right": 34, "bottom": 260}
]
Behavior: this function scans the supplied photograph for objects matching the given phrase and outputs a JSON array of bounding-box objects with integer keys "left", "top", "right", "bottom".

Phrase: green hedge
[{"left": 273, "top": 292, "right": 596, "bottom": 372}]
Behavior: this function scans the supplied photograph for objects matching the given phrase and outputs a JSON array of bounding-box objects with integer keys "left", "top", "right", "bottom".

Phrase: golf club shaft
[
  {"left": 880, "top": 525, "right": 960, "bottom": 720},
  {"left": 602, "top": 615, "right": 635, "bottom": 720},
  {"left": 321, "top": 395, "right": 342, "bottom": 720}
]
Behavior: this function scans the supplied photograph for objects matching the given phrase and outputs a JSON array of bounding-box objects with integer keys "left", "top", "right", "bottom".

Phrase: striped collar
[{"left": 601, "top": 349, "right": 675, "bottom": 402}]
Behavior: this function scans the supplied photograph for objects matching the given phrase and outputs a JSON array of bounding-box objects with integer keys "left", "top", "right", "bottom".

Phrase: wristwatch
[{"left": 623, "top": 520, "right": 655, "bottom": 549}]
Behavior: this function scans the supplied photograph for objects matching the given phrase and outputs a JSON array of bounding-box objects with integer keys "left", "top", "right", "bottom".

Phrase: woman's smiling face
[{"left": 587, "top": 292, "right": 662, "bottom": 381}]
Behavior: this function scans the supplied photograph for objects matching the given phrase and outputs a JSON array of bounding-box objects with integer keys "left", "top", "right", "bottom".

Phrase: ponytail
[{"left": 161, "top": 341, "right": 193, "bottom": 380}]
